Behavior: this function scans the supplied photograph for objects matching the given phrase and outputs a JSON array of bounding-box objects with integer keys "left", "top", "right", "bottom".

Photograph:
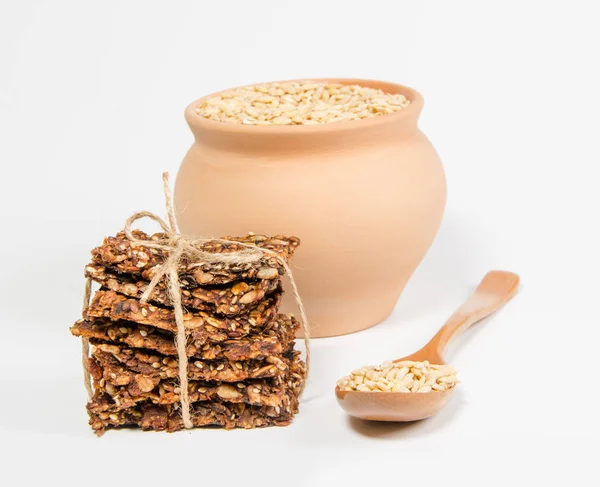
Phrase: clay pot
[{"left": 174, "top": 79, "right": 446, "bottom": 338}]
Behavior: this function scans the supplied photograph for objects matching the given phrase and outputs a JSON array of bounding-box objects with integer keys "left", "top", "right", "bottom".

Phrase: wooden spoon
[{"left": 335, "top": 270, "right": 520, "bottom": 422}]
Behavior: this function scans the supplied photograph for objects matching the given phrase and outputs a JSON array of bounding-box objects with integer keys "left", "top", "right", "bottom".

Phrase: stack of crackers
[{"left": 71, "top": 230, "right": 305, "bottom": 435}]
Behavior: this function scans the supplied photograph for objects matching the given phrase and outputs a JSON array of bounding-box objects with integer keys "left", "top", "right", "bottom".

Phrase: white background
[{"left": 1, "top": 1, "right": 599, "bottom": 485}]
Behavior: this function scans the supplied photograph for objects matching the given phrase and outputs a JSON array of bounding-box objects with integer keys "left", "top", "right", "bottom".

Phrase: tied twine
[{"left": 81, "top": 172, "right": 310, "bottom": 430}]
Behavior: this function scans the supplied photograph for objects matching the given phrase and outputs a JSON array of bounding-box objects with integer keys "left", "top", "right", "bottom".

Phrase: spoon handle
[{"left": 423, "top": 271, "right": 520, "bottom": 360}]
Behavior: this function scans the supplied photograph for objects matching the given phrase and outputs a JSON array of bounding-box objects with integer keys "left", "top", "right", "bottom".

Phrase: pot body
[{"left": 175, "top": 79, "right": 446, "bottom": 337}]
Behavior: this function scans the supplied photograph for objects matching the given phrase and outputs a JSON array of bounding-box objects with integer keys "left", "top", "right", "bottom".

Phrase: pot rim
[{"left": 184, "top": 78, "right": 424, "bottom": 136}]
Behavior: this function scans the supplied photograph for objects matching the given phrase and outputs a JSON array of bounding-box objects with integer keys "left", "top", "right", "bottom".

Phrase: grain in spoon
[{"left": 335, "top": 270, "right": 520, "bottom": 421}]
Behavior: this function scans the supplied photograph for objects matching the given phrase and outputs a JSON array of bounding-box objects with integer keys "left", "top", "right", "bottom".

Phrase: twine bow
[{"left": 81, "top": 172, "right": 310, "bottom": 430}]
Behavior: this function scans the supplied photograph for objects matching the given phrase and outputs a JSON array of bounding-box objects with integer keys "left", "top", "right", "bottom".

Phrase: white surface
[{"left": 1, "top": 1, "right": 599, "bottom": 485}]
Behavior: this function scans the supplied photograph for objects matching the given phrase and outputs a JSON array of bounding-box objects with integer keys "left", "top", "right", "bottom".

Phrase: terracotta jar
[{"left": 174, "top": 79, "right": 446, "bottom": 338}]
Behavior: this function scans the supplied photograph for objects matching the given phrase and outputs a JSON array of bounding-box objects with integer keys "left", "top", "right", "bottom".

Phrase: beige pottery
[{"left": 174, "top": 78, "right": 446, "bottom": 337}]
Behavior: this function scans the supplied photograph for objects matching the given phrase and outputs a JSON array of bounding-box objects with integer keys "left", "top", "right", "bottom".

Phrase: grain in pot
[
  {"left": 195, "top": 81, "right": 411, "bottom": 125},
  {"left": 336, "top": 360, "right": 458, "bottom": 393}
]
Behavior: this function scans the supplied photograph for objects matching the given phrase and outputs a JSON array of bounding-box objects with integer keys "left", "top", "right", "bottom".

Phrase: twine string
[
  {"left": 81, "top": 172, "right": 310, "bottom": 429},
  {"left": 82, "top": 277, "right": 94, "bottom": 399}
]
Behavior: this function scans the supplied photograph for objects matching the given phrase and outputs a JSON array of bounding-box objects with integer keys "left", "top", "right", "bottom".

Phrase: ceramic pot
[{"left": 174, "top": 78, "right": 446, "bottom": 338}]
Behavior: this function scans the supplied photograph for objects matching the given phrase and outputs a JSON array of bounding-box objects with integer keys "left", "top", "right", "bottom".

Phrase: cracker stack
[{"left": 70, "top": 230, "right": 306, "bottom": 435}]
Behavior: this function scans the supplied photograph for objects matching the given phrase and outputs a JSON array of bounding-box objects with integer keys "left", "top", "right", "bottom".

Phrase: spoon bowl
[
  {"left": 335, "top": 388, "right": 455, "bottom": 422},
  {"left": 335, "top": 271, "right": 520, "bottom": 422}
]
